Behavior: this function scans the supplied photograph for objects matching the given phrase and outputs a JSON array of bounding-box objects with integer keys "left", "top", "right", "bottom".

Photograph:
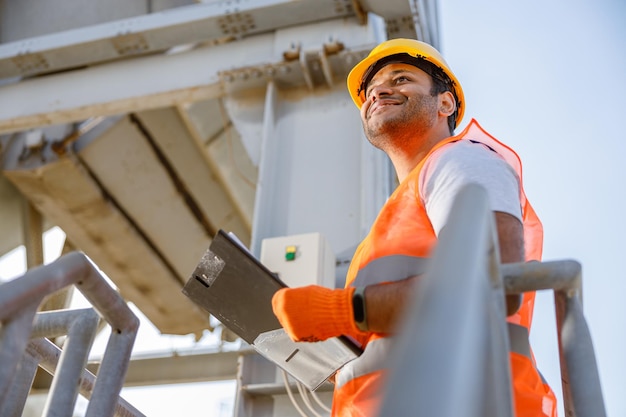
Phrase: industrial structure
[{"left": 0, "top": 1, "right": 606, "bottom": 416}]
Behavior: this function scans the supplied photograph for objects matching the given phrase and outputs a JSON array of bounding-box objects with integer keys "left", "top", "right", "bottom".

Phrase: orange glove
[{"left": 272, "top": 285, "right": 365, "bottom": 342}]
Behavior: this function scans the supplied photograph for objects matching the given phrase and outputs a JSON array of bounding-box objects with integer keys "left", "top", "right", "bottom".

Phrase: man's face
[{"left": 360, "top": 63, "right": 439, "bottom": 150}]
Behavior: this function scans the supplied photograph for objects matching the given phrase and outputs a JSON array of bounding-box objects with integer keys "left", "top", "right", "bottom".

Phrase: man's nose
[{"left": 368, "top": 83, "right": 393, "bottom": 101}]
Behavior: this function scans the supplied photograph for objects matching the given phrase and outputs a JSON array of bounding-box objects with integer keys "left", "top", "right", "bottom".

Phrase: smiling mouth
[{"left": 369, "top": 101, "right": 400, "bottom": 117}]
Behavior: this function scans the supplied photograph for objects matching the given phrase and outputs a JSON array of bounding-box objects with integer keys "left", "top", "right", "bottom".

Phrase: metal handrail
[
  {"left": 0, "top": 252, "right": 144, "bottom": 417},
  {"left": 27, "top": 337, "right": 146, "bottom": 417},
  {"left": 503, "top": 261, "right": 606, "bottom": 417},
  {"left": 377, "top": 184, "right": 606, "bottom": 417}
]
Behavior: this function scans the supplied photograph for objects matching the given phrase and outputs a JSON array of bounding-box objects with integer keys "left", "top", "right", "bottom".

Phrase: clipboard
[{"left": 182, "top": 230, "right": 361, "bottom": 390}]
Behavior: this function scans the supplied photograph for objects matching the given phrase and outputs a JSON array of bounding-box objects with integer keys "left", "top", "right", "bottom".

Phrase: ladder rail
[
  {"left": 378, "top": 184, "right": 607, "bottom": 417},
  {"left": 503, "top": 260, "right": 607, "bottom": 417},
  {"left": 28, "top": 337, "right": 146, "bottom": 417},
  {"left": 378, "top": 183, "right": 514, "bottom": 417},
  {"left": 0, "top": 252, "right": 144, "bottom": 417}
]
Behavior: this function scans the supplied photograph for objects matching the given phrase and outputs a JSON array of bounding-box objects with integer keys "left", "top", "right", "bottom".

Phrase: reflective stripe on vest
[
  {"left": 508, "top": 322, "right": 531, "bottom": 358},
  {"left": 508, "top": 322, "right": 548, "bottom": 385},
  {"left": 336, "top": 323, "right": 537, "bottom": 389},
  {"left": 336, "top": 337, "right": 392, "bottom": 389},
  {"left": 350, "top": 255, "right": 430, "bottom": 288}
]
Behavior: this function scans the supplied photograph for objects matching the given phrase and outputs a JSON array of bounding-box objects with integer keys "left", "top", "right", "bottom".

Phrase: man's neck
[{"left": 389, "top": 124, "right": 453, "bottom": 182}]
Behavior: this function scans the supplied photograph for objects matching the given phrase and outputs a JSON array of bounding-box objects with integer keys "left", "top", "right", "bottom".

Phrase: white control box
[{"left": 260, "top": 232, "right": 336, "bottom": 289}]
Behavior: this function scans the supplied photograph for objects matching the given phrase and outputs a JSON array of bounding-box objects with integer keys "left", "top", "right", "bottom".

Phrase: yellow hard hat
[{"left": 347, "top": 38, "right": 465, "bottom": 128}]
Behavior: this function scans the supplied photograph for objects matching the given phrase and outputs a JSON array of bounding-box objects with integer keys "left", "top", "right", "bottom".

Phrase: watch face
[{"left": 353, "top": 292, "right": 366, "bottom": 323}]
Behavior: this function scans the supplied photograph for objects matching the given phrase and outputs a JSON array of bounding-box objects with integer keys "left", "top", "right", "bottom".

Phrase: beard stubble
[{"left": 364, "top": 93, "right": 439, "bottom": 153}]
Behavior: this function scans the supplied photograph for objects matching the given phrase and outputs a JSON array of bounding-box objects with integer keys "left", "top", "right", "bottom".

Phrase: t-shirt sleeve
[{"left": 419, "top": 140, "right": 522, "bottom": 236}]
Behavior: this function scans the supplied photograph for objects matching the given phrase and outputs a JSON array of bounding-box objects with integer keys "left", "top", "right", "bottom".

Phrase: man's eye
[{"left": 394, "top": 76, "right": 409, "bottom": 83}]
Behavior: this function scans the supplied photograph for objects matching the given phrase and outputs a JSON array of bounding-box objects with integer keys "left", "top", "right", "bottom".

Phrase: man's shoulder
[
  {"left": 421, "top": 139, "right": 517, "bottom": 189},
  {"left": 430, "top": 139, "right": 502, "bottom": 165}
]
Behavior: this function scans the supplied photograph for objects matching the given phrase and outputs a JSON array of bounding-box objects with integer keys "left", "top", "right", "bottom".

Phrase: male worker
[{"left": 272, "top": 38, "right": 557, "bottom": 417}]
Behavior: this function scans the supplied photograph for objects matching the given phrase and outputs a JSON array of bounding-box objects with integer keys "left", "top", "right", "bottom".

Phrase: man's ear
[{"left": 438, "top": 91, "right": 456, "bottom": 117}]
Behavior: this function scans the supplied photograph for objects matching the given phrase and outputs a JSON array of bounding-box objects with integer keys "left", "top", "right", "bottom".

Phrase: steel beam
[
  {"left": 3, "top": 148, "right": 212, "bottom": 335},
  {"left": 0, "top": 172, "right": 25, "bottom": 257},
  {"left": 0, "top": 20, "right": 375, "bottom": 134},
  {"left": 0, "top": 0, "right": 359, "bottom": 79},
  {"left": 0, "top": 0, "right": 438, "bottom": 83},
  {"left": 85, "top": 350, "right": 241, "bottom": 388},
  {"left": 21, "top": 198, "right": 44, "bottom": 269}
]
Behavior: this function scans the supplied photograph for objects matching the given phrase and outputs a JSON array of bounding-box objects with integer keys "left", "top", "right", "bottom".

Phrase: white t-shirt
[{"left": 419, "top": 140, "right": 522, "bottom": 235}]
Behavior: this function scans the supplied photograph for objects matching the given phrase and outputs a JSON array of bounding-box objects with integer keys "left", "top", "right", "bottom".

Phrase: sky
[
  {"left": 2, "top": 1, "right": 625, "bottom": 416},
  {"left": 439, "top": 0, "right": 626, "bottom": 416}
]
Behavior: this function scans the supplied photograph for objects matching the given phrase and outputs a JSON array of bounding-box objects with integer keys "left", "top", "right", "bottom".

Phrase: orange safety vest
[{"left": 332, "top": 119, "right": 557, "bottom": 417}]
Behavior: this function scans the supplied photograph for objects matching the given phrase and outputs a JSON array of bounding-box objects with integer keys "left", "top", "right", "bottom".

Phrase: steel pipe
[
  {"left": 555, "top": 292, "right": 606, "bottom": 417},
  {"left": 502, "top": 260, "right": 582, "bottom": 294},
  {"left": 27, "top": 338, "right": 146, "bottom": 417},
  {"left": 34, "top": 309, "right": 100, "bottom": 417},
  {"left": 3, "top": 348, "right": 39, "bottom": 417},
  {"left": 0, "top": 252, "right": 140, "bottom": 417},
  {"left": 0, "top": 304, "right": 39, "bottom": 408}
]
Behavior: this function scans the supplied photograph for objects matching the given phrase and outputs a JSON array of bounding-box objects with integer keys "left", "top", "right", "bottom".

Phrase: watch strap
[{"left": 352, "top": 286, "right": 368, "bottom": 331}]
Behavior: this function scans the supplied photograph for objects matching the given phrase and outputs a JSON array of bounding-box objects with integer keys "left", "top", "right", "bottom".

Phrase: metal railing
[
  {"left": 378, "top": 184, "right": 606, "bottom": 417},
  {"left": 0, "top": 185, "right": 607, "bottom": 417},
  {"left": 0, "top": 251, "right": 145, "bottom": 417}
]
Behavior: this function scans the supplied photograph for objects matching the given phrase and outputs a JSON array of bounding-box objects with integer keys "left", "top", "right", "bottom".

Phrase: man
[{"left": 272, "top": 38, "right": 557, "bottom": 417}]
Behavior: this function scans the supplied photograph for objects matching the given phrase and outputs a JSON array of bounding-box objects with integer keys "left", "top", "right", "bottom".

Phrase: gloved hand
[{"left": 272, "top": 285, "right": 365, "bottom": 342}]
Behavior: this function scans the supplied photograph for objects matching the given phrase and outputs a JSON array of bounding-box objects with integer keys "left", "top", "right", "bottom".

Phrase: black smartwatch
[{"left": 352, "top": 287, "right": 368, "bottom": 331}]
